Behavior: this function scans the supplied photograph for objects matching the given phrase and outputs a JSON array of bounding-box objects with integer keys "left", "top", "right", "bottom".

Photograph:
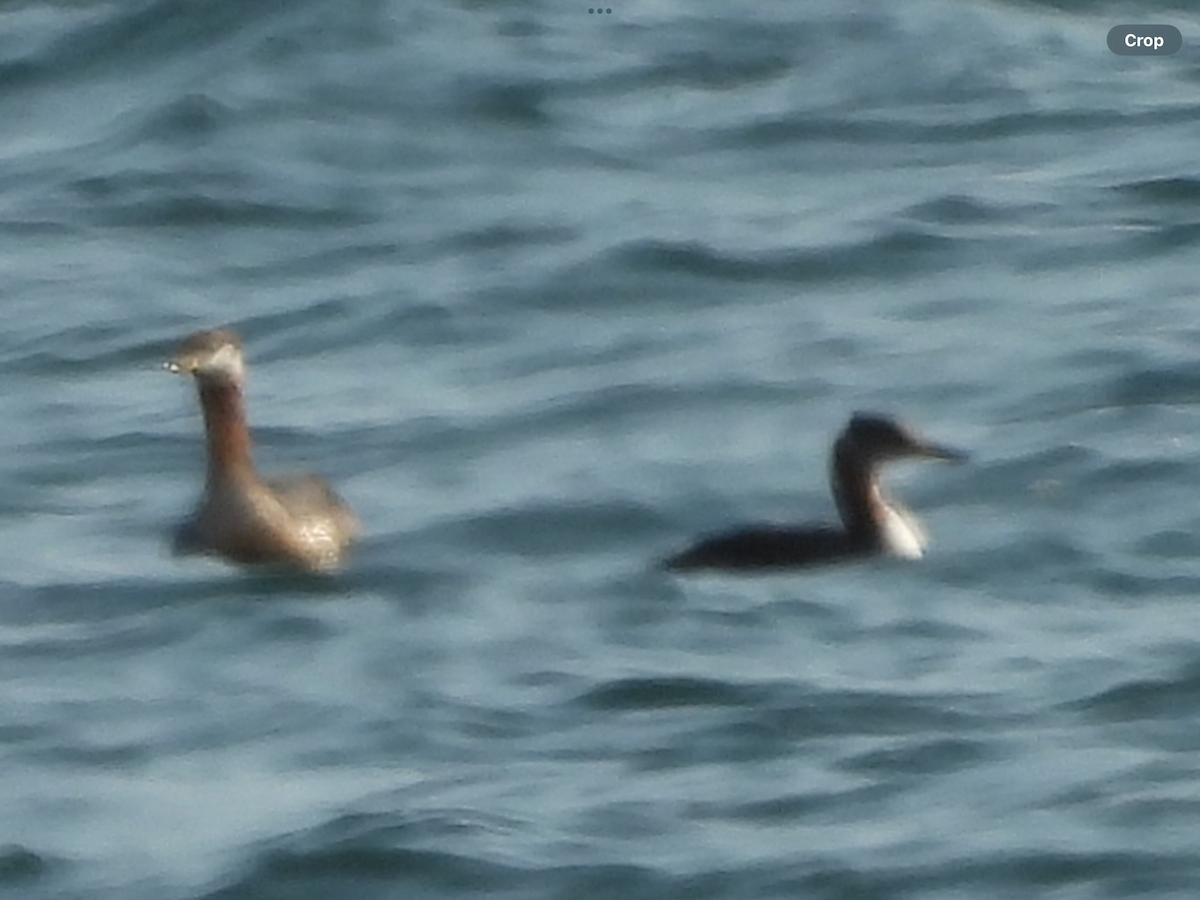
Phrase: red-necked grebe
[
  {"left": 165, "top": 328, "right": 359, "bottom": 573},
  {"left": 664, "top": 412, "right": 966, "bottom": 572}
]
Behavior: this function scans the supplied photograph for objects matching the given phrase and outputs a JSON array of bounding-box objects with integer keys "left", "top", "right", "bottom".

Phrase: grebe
[
  {"left": 165, "top": 328, "right": 359, "bottom": 573},
  {"left": 664, "top": 412, "right": 966, "bottom": 572}
]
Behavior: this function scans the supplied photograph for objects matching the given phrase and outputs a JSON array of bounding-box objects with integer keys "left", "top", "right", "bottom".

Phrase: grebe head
[
  {"left": 837, "top": 412, "right": 967, "bottom": 466},
  {"left": 164, "top": 328, "right": 245, "bottom": 386}
]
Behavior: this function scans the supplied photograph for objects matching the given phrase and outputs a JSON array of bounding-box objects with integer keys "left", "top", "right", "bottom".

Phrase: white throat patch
[{"left": 878, "top": 504, "right": 927, "bottom": 559}]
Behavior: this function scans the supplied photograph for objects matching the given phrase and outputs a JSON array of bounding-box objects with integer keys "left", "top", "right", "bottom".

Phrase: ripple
[
  {"left": 0, "top": 845, "right": 50, "bottom": 887},
  {"left": 611, "top": 229, "right": 959, "bottom": 286},
  {"left": 1114, "top": 176, "right": 1200, "bottom": 206},
  {"left": 1071, "top": 660, "right": 1200, "bottom": 724},
  {"left": 577, "top": 676, "right": 768, "bottom": 711}
]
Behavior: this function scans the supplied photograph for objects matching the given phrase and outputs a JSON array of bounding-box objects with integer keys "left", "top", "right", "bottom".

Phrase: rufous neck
[{"left": 197, "top": 380, "right": 254, "bottom": 487}]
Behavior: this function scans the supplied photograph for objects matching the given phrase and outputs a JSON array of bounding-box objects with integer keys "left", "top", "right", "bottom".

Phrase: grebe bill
[{"left": 664, "top": 412, "right": 966, "bottom": 572}]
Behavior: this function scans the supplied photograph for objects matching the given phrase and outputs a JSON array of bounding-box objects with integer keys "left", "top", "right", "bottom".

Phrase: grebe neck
[
  {"left": 198, "top": 381, "right": 255, "bottom": 488},
  {"left": 831, "top": 442, "right": 926, "bottom": 558},
  {"left": 831, "top": 445, "right": 882, "bottom": 544}
]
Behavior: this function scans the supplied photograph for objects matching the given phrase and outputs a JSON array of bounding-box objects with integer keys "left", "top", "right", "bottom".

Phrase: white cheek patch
[{"left": 200, "top": 343, "right": 245, "bottom": 381}]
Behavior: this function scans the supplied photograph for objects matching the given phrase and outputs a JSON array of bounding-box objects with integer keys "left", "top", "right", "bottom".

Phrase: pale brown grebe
[
  {"left": 165, "top": 328, "right": 359, "bottom": 573},
  {"left": 664, "top": 412, "right": 966, "bottom": 572}
]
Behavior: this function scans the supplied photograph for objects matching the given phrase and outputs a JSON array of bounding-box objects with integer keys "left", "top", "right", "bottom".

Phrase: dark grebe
[
  {"left": 165, "top": 328, "right": 359, "bottom": 573},
  {"left": 664, "top": 412, "right": 966, "bottom": 572}
]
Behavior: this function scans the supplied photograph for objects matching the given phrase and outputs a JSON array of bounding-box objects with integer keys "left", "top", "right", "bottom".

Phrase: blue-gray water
[{"left": 3, "top": 1, "right": 1200, "bottom": 897}]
